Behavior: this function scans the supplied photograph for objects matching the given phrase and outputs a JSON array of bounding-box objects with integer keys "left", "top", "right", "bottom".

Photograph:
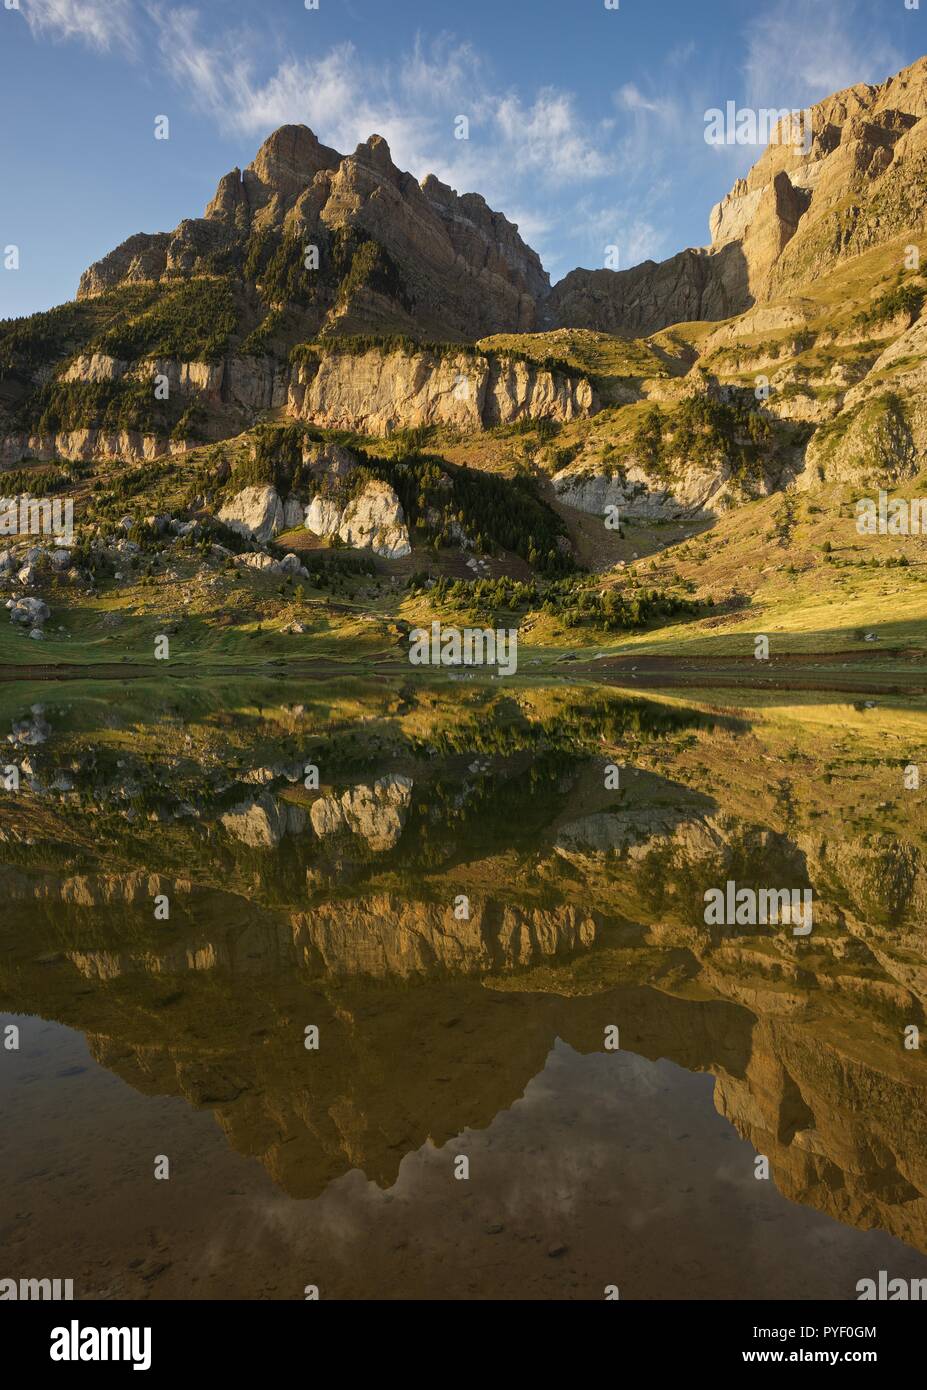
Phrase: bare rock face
[
  {"left": 550, "top": 56, "right": 927, "bottom": 334},
  {"left": 288, "top": 346, "right": 594, "bottom": 435},
  {"left": 0, "top": 430, "right": 190, "bottom": 465},
  {"left": 220, "top": 793, "right": 305, "bottom": 848},
  {"left": 545, "top": 241, "right": 751, "bottom": 338},
  {"left": 221, "top": 796, "right": 285, "bottom": 848},
  {"left": 304, "top": 496, "right": 342, "bottom": 537},
  {"left": 217, "top": 485, "right": 284, "bottom": 542},
  {"left": 553, "top": 464, "right": 729, "bottom": 522},
  {"left": 727, "top": 59, "right": 927, "bottom": 300},
  {"left": 304, "top": 479, "right": 411, "bottom": 559},
  {"left": 290, "top": 347, "right": 486, "bottom": 433},
  {"left": 77, "top": 233, "right": 173, "bottom": 299},
  {"left": 309, "top": 774, "right": 413, "bottom": 851},
  {"left": 338, "top": 482, "right": 411, "bottom": 558},
  {"left": 208, "top": 124, "right": 342, "bottom": 230},
  {"left": 291, "top": 892, "right": 597, "bottom": 978},
  {"left": 547, "top": 164, "right": 803, "bottom": 335},
  {"left": 231, "top": 550, "right": 311, "bottom": 581},
  {"left": 54, "top": 351, "right": 289, "bottom": 415},
  {"left": 728, "top": 60, "right": 927, "bottom": 299},
  {"left": 60, "top": 352, "right": 127, "bottom": 384}
]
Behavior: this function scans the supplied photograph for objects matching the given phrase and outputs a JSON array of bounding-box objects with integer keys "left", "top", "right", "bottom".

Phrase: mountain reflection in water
[{"left": 1, "top": 678, "right": 926, "bottom": 1299}]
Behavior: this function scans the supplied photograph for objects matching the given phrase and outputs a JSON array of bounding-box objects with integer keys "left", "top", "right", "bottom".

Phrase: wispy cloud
[
  {"left": 492, "top": 90, "right": 612, "bottom": 179},
  {"left": 616, "top": 83, "right": 675, "bottom": 118},
  {"left": 150, "top": 10, "right": 614, "bottom": 192},
  {"left": 743, "top": 0, "right": 903, "bottom": 109},
  {"left": 20, "top": 0, "right": 136, "bottom": 54},
  {"left": 575, "top": 200, "right": 671, "bottom": 270}
]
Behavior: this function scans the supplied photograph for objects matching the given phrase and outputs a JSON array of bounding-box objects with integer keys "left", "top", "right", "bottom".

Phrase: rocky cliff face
[
  {"left": 545, "top": 241, "right": 752, "bottom": 338},
  {"left": 549, "top": 56, "right": 927, "bottom": 336},
  {"left": 7, "top": 343, "right": 595, "bottom": 462},
  {"left": 292, "top": 894, "right": 597, "bottom": 978},
  {"left": 726, "top": 58, "right": 927, "bottom": 300},
  {"left": 0, "top": 428, "right": 191, "bottom": 465},
  {"left": 287, "top": 345, "right": 595, "bottom": 433}
]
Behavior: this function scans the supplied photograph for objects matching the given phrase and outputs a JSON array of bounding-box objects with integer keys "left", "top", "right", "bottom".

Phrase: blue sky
[{"left": 1, "top": 0, "right": 924, "bottom": 319}]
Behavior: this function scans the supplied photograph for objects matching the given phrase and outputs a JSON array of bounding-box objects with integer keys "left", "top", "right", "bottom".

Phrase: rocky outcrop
[
  {"left": 221, "top": 793, "right": 306, "bottom": 848},
  {"left": 304, "top": 480, "right": 410, "bottom": 558},
  {"left": 58, "top": 352, "right": 289, "bottom": 412},
  {"left": 552, "top": 392, "right": 798, "bottom": 521},
  {"left": 734, "top": 63, "right": 927, "bottom": 301},
  {"left": 304, "top": 496, "right": 341, "bottom": 537},
  {"left": 545, "top": 241, "right": 752, "bottom": 339},
  {"left": 76, "top": 232, "right": 174, "bottom": 299},
  {"left": 218, "top": 484, "right": 285, "bottom": 542},
  {"left": 231, "top": 550, "right": 311, "bottom": 581},
  {"left": 8, "top": 595, "right": 49, "bottom": 628},
  {"left": 328, "top": 481, "right": 411, "bottom": 559},
  {"left": 207, "top": 124, "right": 342, "bottom": 228},
  {"left": 553, "top": 459, "right": 735, "bottom": 522},
  {"left": 545, "top": 170, "right": 802, "bottom": 337},
  {"left": 304, "top": 478, "right": 414, "bottom": 553},
  {"left": 795, "top": 312, "right": 927, "bottom": 487},
  {"left": 309, "top": 774, "right": 413, "bottom": 851},
  {"left": 801, "top": 383, "right": 922, "bottom": 488},
  {"left": 550, "top": 57, "right": 927, "bottom": 335},
  {"left": 217, "top": 476, "right": 412, "bottom": 558}
]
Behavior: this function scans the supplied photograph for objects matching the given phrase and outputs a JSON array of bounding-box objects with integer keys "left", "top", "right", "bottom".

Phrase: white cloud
[
  {"left": 150, "top": 8, "right": 614, "bottom": 192},
  {"left": 492, "top": 90, "right": 612, "bottom": 179},
  {"left": 743, "top": 0, "right": 903, "bottom": 110},
  {"left": 20, "top": 0, "right": 136, "bottom": 53},
  {"left": 610, "top": 79, "right": 693, "bottom": 173}
]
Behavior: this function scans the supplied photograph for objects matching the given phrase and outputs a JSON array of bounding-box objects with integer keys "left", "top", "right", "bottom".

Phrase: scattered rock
[{"left": 10, "top": 596, "right": 49, "bottom": 627}]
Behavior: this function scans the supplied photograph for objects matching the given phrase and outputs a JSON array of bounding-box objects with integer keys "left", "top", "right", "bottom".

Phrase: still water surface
[{"left": 1, "top": 679, "right": 925, "bottom": 1299}]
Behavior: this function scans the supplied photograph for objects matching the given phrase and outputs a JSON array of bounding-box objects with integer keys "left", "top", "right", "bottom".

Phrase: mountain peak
[
  {"left": 75, "top": 51, "right": 927, "bottom": 338},
  {"left": 352, "top": 133, "right": 395, "bottom": 171},
  {"left": 77, "top": 118, "right": 548, "bottom": 337},
  {"left": 246, "top": 123, "right": 341, "bottom": 200}
]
